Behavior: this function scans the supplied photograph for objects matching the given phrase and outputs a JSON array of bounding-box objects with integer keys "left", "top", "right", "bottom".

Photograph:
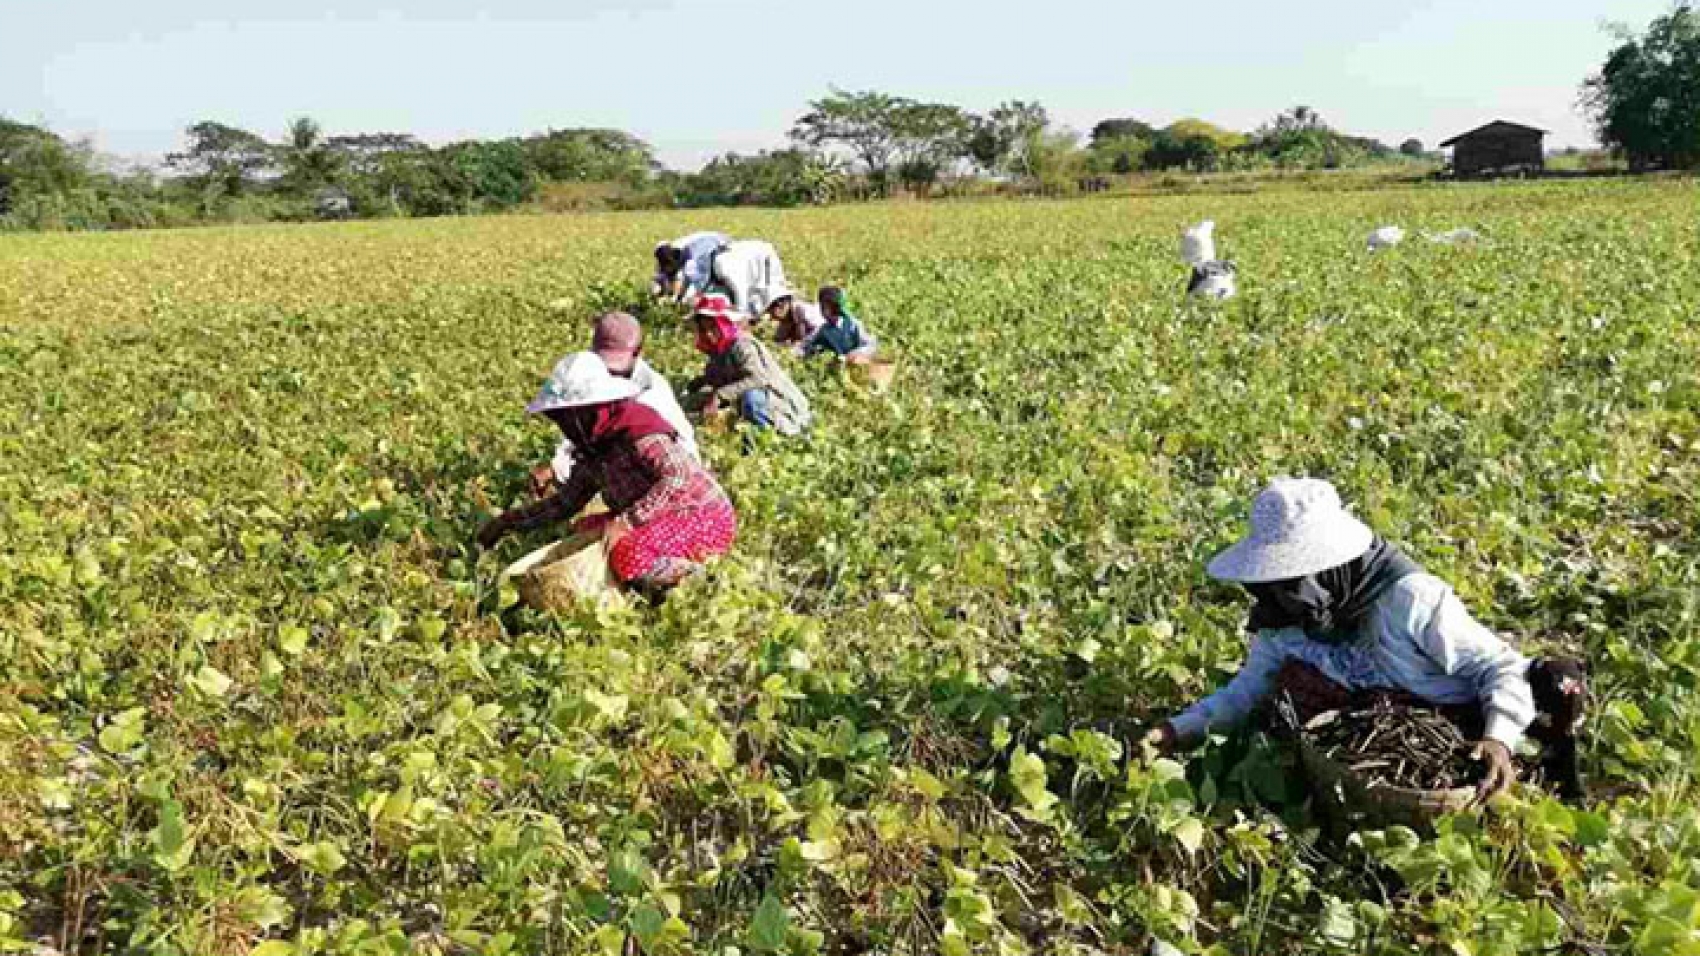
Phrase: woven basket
[
  {"left": 854, "top": 360, "right": 897, "bottom": 394},
  {"left": 1298, "top": 737, "right": 1475, "bottom": 831},
  {"left": 503, "top": 534, "right": 626, "bottom": 612}
]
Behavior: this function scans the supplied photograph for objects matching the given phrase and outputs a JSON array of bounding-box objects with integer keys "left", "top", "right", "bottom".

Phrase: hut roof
[{"left": 1439, "top": 121, "right": 1548, "bottom": 149}]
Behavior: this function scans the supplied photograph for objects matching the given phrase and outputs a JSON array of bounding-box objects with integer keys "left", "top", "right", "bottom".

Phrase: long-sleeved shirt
[
  {"left": 657, "top": 232, "right": 729, "bottom": 297},
  {"left": 695, "top": 336, "right": 812, "bottom": 435},
  {"left": 775, "top": 301, "right": 827, "bottom": 354},
  {"left": 552, "top": 359, "right": 697, "bottom": 481},
  {"left": 1170, "top": 574, "right": 1536, "bottom": 748},
  {"left": 710, "top": 240, "right": 787, "bottom": 317},
  {"left": 804, "top": 314, "right": 875, "bottom": 359},
  {"left": 515, "top": 433, "right": 729, "bottom": 533}
]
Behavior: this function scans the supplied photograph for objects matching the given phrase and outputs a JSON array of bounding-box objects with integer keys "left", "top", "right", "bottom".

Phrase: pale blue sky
[{"left": 4, "top": 0, "right": 1671, "bottom": 170}]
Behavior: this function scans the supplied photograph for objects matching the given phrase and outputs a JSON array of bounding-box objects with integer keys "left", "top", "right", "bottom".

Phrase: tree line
[{"left": 3, "top": 5, "right": 1695, "bottom": 231}]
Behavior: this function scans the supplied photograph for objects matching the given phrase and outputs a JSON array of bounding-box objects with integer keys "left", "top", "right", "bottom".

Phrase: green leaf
[
  {"left": 97, "top": 707, "right": 147, "bottom": 754},
  {"left": 189, "top": 664, "right": 233, "bottom": 699},
  {"left": 1170, "top": 817, "right": 1205, "bottom": 855},
  {"left": 747, "top": 896, "right": 791, "bottom": 952},
  {"left": 150, "top": 799, "right": 195, "bottom": 872},
  {"left": 278, "top": 625, "right": 310, "bottom": 656},
  {"left": 301, "top": 840, "right": 347, "bottom": 875},
  {"left": 608, "top": 845, "right": 649, "bottom": 896}
]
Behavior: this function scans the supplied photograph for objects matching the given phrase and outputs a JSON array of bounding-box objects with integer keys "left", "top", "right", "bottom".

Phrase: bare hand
[
  {"left": 702, "top": 394, "right": 722, "bottom": 417},
  {"left": 1141, "top": 722, "right": 1179, "bottom": 756},
  {"left": 476, "top": 513, "right": 514, "bottom": 550},
  {"left": 528, "top": 463, "right": 558, "bottom": 500},
  {"left": 1472, "top": 739, "right": 1516, "bottom": 804}
]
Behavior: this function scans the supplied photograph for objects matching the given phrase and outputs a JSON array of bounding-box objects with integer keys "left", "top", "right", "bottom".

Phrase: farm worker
[
  {"left": 684, "top": 293, "right": 812, "bottom": 435},
  {"left": 763, "top": 286, "right": 826, "bottom": 356},
  {"left": 709, "top": 239, "right": 790, "bottom": 319},
  {"left": 478, "top": 352, "right": 736, "bottom": 591},
  {"left": 1144, "top": 478, "right": 1586, "bottom": 802},
  {"left": 530, "top": 312, "right": 698, "bottom": 499},
  {"left": 653, "top": 231, "right": 730, "bottom": 304},
  {"left": 802, "top": 286, "right": 878, "bottom": 364}
]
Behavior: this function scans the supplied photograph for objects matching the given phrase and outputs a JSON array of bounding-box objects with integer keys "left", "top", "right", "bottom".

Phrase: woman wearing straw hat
[
  {"left": 1146, "top": 478, "right": 1586, "bottom": 801},
  {"left": 684, "top": 293, "right": 812, "bottom": 435},
  {"left": 477, "top": 352, "right": 736, "bottom": 592}
]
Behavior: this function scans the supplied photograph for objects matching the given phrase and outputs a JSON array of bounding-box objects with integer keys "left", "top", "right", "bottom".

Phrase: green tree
[
  {"left": 676, "top": 149, "right": 844, "bottom": 207},
  {"left": 279, "top": 117, "right": 344, "bottom": 195},
  {"left": 1089, "top": 117, "right": 1156, "bottom": 146},
  {"left": 1583, "top": 5, "right": 1700, "bottom": 170},
  {"left": 167, "top": 121, "right": 275, "bottom": 196},
  {"left": 437, "top": 140, "right": 536, "bottom": 211},
  {"left": 0, "top": 119, "right": 90, "bottom": 216},
  {"left": 966, "top": 100, "right": 1050, "bottom": 176},
  {"left": 519, "top": 129, "right": 658, "bottom": 185},
  {"left": 1400, "top": 138, "right": 1425, "bottom": 157},
  {"left": 890, "top": 101, "right": 972, "bottom": 192},
  {"left": 790, "top": 89, "right": 908, "bottom": 190}
]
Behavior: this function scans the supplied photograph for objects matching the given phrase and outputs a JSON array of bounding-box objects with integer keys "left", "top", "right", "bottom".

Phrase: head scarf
[
  {"left": 694, "top": 312, "right": 741, "bottom": 356},
  {"left": 818, "top": 285, "right": 849, "bottom": 321},
  {"left": 546, "top": 399, "right": 674, "bottom": 452},
  {"left": 1244, "top": 536, "right": 1423, "bottom": 643}
]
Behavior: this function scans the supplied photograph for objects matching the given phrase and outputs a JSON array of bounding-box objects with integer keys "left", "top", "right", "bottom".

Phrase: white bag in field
[
  {"left": 1425, "top": 227, "right": 1482, "bottom": 245},
  {"left": 1180, "top": 220, "right": 1217, "bottom": 266},
  {"left": 1367, "top": 225, "right": 1406, "bottom": 251},
  {"left": 1187, "top": 260, "right": 1237, "bottom": 300}
]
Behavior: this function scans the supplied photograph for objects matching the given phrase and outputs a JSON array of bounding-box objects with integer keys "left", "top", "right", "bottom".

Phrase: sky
[{"left": 3, "top": 0, "right": 1675, "bottom": 171}]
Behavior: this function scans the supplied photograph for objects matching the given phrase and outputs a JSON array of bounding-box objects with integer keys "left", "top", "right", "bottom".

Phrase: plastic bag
[
  {"left": 1187, "top": 260, "right": 1237, "bottom": 300},
  {"left": 1367, "top": 225, "right": 1406, "bottom": 251},
  {"left": 1425, "top": 227, "right": 1482, "bottom": 245},
  {"left": 1180, "top": 220, "right": 1217, "bottom": 266}
]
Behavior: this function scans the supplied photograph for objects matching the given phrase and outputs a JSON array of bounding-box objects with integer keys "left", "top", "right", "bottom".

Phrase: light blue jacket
[{"left": 1171, "top": 574, "right": 1536, "bottom": 748}]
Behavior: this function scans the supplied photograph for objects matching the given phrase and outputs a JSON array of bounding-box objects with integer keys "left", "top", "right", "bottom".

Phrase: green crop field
[{"left": 3, "top": 180, "right": 1698, "bottom": 956}]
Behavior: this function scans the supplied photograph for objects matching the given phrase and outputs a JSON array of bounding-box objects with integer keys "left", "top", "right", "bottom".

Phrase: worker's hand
[
  {"left": 528, "top": 463, "right": 558, "bottom": 500},
  {"left": 1471, "top": 739, "right": 1517, "bottom": 804},
  {"left": 1140, "top": 722, "right": 1180, "bottom": 757},
  {"left": 476, "top": 513, "right": 514, "bottom": 550},
  {"left": 702, "top": 393, "right": 722, "bottom": 417}
]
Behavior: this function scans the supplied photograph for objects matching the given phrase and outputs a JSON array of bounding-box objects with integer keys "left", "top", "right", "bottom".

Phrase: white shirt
[
  {"left": 550, "top": 359, "right": 699, "bottom": 480},
  {"left": 712, "top": 240, "right": 788, "bottom": 318},
  {"left": 1170, "top": 574, "right": 1536, "bottom": 748}
]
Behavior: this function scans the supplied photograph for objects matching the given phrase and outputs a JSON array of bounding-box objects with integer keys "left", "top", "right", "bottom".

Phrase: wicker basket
[
  {"left": 854, "top": 359, "right": 897, "bottom": 394},
  {"left": 1298, "top": 737, "right": 1476, "bottom": 831},
  {"left": 503, "top": 534, "right": 626, "bottom": 612}
]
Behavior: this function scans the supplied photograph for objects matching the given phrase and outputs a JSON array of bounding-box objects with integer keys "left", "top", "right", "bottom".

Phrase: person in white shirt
[
  {"left": 710, "top": 239, "right": 789, "bottom": 319},
  {"left": 529, "top": 312, "right": 698, "bottom": 497},
  {"left": 1145, "top": 478, "right": 1586, "bottom": 801}
]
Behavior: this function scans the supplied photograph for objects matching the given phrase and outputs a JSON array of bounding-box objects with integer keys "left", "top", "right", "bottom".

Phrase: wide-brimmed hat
[
  {"left": 693, "top": 292, "right": 740, "bottom": 323},
  {"left": 525, "top": 351, "right": 640, "bottom": 415},
  {"left": 1206, "top": 478, "right": 1374, "bottom": 583}
]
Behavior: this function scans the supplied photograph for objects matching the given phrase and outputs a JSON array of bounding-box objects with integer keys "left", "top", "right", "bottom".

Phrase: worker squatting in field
[{"left": 1143, "top": 478, "right": 1587, "bottom": 801}]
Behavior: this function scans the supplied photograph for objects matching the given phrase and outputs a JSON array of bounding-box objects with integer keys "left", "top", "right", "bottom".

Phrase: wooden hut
[{"left": 1440, "top": 121, "right": 1546, "bottom": 177}]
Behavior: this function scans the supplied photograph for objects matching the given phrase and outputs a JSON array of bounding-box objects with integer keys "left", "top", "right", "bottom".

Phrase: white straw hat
[
  {"left": 1206, "top": 478, "right": 1374, "bottom": 582},
  {"left": 525, "top": 351, "right": 640, "bottom": 415}
]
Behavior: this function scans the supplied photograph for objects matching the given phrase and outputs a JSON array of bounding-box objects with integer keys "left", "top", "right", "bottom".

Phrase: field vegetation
[{"left": 2, "top": 180, "right": 1698, "bottom": 955}]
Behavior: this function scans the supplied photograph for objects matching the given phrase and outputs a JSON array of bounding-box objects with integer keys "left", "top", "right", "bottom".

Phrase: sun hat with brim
[
  {"left": 693, "top": 293, "right": 740, "bottom": 323},
  {"left": 525, "top": 351, "right": 640, "bottom": 415},
  {"left": 1206, "top": 477, "right": 1375, "bottom": 583}
]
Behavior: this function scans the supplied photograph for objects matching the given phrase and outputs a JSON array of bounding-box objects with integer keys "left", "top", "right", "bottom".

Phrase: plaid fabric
[
  {"left": 609, "top": 501, "right": 736, "bottom": 583},
  {"left": 511, "top": 434, "right": 730, "bottom": 534}
]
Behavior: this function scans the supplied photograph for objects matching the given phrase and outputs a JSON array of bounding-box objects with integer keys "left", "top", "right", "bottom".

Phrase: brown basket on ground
[
  {"left": 503, "top": 533, "right": 626, "bottom": 612},
  {"left": 853, "top": 359, "right": 897, "bottom": 394},
  {"left": 1297, "top": 736, "right": 1476, "bottom": 831}
]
